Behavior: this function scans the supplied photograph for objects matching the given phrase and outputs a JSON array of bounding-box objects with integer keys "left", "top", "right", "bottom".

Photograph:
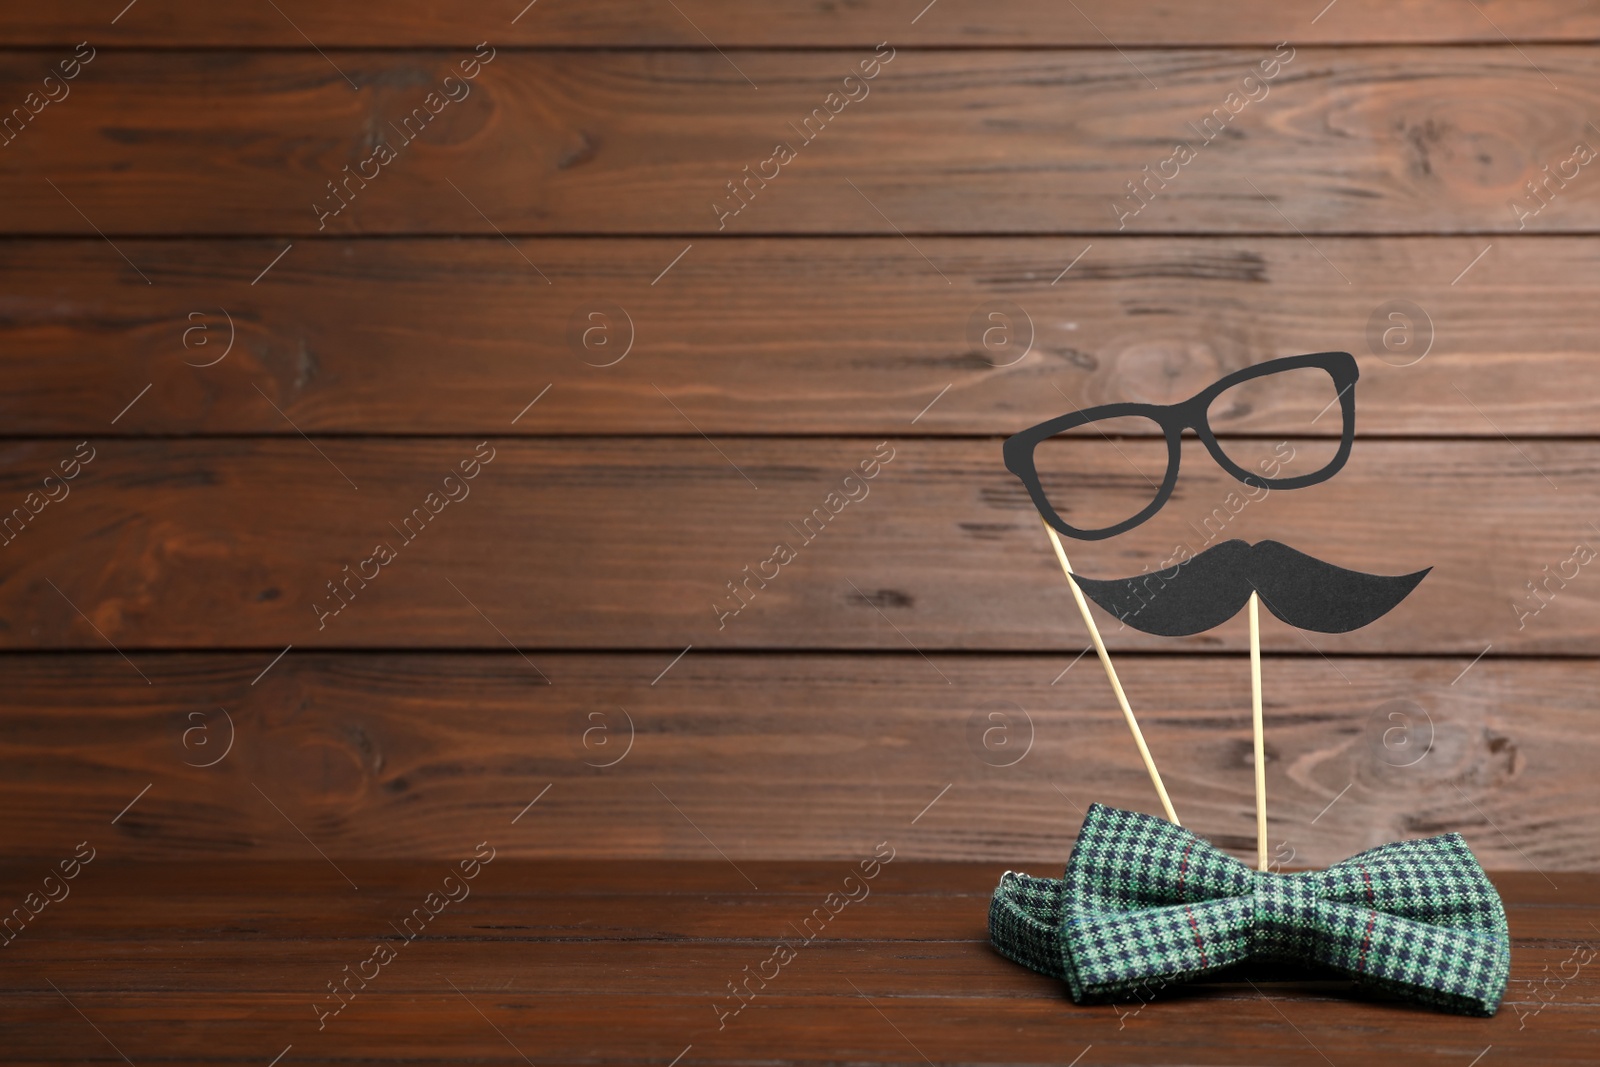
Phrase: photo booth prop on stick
[{"left": 990, "top": 352, "right": 1510, "bottom": 1016}]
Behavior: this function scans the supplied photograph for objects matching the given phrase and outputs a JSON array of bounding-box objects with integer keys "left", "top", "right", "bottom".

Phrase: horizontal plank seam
[
  {"left": 0, "top": 988, "right": 1590, "bottom": 1009},
  {"left": 10, "top": 934, "right": 1583, "bottom": 947},
  {"left": 11, "top": 230, "right": 1600, "bottom": 241},
  {"left": 3, "top": 42, "right": 1599, "bottom": 55},
  {"left": 0, "top": 648, "right": 1595, "bottom": 661},
  {"left": 0, "top": 434, "right": 1592, "bottom": 444}
]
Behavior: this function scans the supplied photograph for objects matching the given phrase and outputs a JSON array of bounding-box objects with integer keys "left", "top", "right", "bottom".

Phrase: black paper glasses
[{"left": 1003, "top": 351, "right": 1359, "bottom": 541}]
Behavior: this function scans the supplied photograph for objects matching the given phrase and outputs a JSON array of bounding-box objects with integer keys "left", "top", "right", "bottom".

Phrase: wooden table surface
[{"left": 4, "top": 860, "right": 1596, "bottom": 1065}]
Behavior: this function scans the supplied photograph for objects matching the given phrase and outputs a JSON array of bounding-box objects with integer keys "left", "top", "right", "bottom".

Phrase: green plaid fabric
[{"left": 990, "top": 803, "right": 1510, "bottom": 1016}]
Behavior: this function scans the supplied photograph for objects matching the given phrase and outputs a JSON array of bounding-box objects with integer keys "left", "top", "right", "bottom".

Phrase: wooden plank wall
[{"left": 1, "top": 2, "right": 1596, "bottom": 869}]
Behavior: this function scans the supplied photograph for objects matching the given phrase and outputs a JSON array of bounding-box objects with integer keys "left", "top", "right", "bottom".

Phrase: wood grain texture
[
  {"left": 1, "top": 862, "right": 1594, "bottom": 1065},
  {"left": 1, "top": 652, "right": 1593, "bottom": 868},
  {"left": 2, "top": 236, "right": 1594, "bottom": 436},
  {"left": 4, "top": 47, "right": 1599, "bottom": 235},
  {"left": 8, "top": 993, "right": 1594, "bottom": 1067},
  {"left": 6, "top": 918, "right": 1597, "bottom": 995},
  {"left": 4, "top": 859, "right": 1592, "bottom": 941},
  {"left": 1, "top": 437, "right": 1594, "bottom": 653},
  {"left": 13, "top": 0, "right": 1600, "bottom": 46},
  {"left": 1, "top": 9, "right": 1596, "bottom": 1062}
]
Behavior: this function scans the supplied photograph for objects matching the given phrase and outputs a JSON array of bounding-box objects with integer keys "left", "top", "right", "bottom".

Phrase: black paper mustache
[{"left": 1069, "top": 539, "right": 1429, "bottom": 637}]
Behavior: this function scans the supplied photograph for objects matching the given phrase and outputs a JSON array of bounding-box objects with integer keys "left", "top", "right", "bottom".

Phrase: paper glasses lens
[
  {"left": 1030, "top": 414, "right": 1167, "bottom": 532},
  {"left": 1204, "top": 365, "right": 1344, "bottom": 481}
]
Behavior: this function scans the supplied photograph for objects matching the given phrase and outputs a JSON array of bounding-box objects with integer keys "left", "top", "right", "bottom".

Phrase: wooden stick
[
  {"left": 1042, "top": 519, "right": 1180, "bottom": 826},
  {"left": 1249, "top": 591, "right": 1267, "bottom": 871}
]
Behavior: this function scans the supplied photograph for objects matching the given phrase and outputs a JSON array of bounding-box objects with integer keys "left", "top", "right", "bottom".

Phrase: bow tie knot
[
  {"left": 1250, "top": 870, "right": 1323, "bottom": 961},
  {"left": 990, "top": 804, "right": 1511, "bottom": 1016}
]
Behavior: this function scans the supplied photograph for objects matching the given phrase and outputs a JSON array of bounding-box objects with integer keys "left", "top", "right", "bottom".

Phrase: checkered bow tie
[{"left": 990, "top": 804, "right": 1511, "bottom": 1016}]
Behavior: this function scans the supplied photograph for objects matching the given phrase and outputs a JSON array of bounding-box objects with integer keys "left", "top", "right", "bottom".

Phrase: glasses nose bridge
[{"left": 1166, "top": 393, "right": 1218, "bottom": 447}]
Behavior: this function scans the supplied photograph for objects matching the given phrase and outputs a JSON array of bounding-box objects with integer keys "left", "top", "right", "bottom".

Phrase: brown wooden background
[{"left": 3, "top": 0, "right": 1598, "bottom": 873}]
